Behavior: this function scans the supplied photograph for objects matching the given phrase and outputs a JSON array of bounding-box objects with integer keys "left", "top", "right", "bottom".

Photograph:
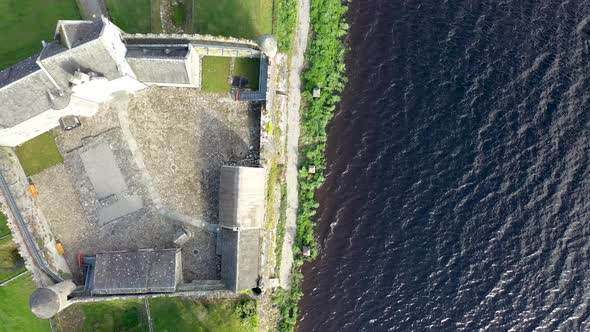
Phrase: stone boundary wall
[
  {"left": 69, "top": 289, "right": 240, "bottom": 304},
  {"left": 123, "top": 33, "right": 259, "bottom": 48},
  {"left": 0, "top": 147, "right": 68, "bottom": 287}
]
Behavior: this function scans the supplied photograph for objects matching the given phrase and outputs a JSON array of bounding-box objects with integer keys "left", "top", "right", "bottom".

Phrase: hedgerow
[
  {"left": 277, "top": 0, "right": 298, "bottom": 51},
  {"left": 274, "top": 0, "right": 349, "bottom": 331}
]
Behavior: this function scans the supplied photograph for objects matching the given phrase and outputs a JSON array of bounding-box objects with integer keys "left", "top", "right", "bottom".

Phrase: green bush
[
  {"left": 277, "top": 0, "right": 298, "bottom": 51},
  {"left": 274, "top": 0, "right": 348, "bottom": 331}
]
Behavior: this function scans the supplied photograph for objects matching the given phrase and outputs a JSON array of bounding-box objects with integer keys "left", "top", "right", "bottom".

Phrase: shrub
[{"left": 274, "top": 0, "right": 348, "bottom": 331}]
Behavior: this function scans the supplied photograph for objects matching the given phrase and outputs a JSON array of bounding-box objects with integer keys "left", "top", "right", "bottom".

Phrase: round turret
[
  {"left": 30, "top": 280, "right": 76, "bottom": 319},
  {"left": 258, "top": 34, "right": 278, "bottom": 58},
  {"left": 30, "top": 288, "right": 60, "bottom": 319}
]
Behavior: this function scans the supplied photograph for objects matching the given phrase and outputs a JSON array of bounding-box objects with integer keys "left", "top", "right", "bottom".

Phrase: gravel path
[{"left": 280, "top": 0, "right": 311, "bottom": 289}]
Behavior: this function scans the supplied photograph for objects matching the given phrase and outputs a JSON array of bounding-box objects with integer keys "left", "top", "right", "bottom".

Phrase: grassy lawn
[
  {"left": 105, "top": 0, "right": 151, "bottom": 33},
  {"left": 0, "top": 211, "right": 9, "bottom": 238},
  {"left": 234, "top": 58, "right": 260, "bottom": 89},
  {"left": 0, "top": 274, "right": 50, "bottom": 332},
  {"left": 0, "top": 0, "right": 80, "bottom": 70},
  {"left": 15, "top": 132, "right": 63, "bottom": 177},
  {"left": 173, "top": 2, "right": 186, "bottom": 27},
  {"left": 149, "top": 297, "right": 258, "bottom": 332},
  {"left": 201, "top": 57, "right": 231, "bottom": 93},
  {"left": 192, "top": 0, "right": 273, "bottom": 39},
  {"left": 0, "top": 237, "right": 26, "bottom": 282},
  {"left": 76, "top": 300, "right": 148, "bottom": 332}
]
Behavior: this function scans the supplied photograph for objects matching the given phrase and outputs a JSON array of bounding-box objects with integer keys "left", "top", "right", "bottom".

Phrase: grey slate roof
[
  {"left": 126, "top": 57, "right": 190, "bottom": 84},
  {"left": 125, "top": 46, "right": 191, "bottom": 84},
  {"left": 0, "top": 53, "right": 41, "bottom": 87},
  {"left": 219, "top": 166, "right": 266, "bottom": 229},
  {"left": 56, "top": 20, "right": 102, "bottom": 49},
  {"left": 0, "top": 69, "right": 60, "bottom": 128},
  {"left": 220, "top": 228, "right": 260, "bottom": 291},
  {"left": 39, "top": 37, "right": 122, "bottom": 89},
  {"left": 91, "top": 249, "right": 181, "bottom": 295},
  {"left": 218, "top": 166, "right": 265, "bottom": 291}
]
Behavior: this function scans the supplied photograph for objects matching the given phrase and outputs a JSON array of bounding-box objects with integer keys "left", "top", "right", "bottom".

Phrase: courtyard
[{"left": 32, "top": 87, "right": 261, "bottom": 283}]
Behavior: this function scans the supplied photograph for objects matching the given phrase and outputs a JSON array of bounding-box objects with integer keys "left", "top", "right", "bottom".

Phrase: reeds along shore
[{"left": 274, "top": 0, "right": 349, "bottom": 331}]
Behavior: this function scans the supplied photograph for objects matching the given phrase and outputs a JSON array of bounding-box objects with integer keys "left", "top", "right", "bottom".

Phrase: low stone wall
[
  {"left": 69, "top": 289, "right": 239, "bottom": 304},
  {"left": 0, "top": 147, "right": 70, "bottom": 287},
  {"left": 123, "top": 33, "right": 259, "bottom": 48}
]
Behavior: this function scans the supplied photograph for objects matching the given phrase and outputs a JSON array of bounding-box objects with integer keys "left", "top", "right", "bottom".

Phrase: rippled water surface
[{"left": 299, "top": 0, "right": 590, "bottom": 331}]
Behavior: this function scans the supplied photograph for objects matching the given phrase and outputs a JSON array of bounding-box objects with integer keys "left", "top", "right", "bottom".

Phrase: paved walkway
[{"left": 280, "top": 0, "right": 311, "bottom": 289}]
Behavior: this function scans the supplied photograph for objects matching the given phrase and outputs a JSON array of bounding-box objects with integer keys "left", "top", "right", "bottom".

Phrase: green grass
[
  {"left": 191, "top": 0, "right": 272, "bottom": 39},
  {"left": 173, "top": 2, "right": 186, "bottom": 27},
  {"left": 15, "top": 132, "right": 63, "bottom": 177},
  {"left": 149, "top": 297, "right": 258, "bottom": 332},
  {"left": 0, "top": 0, "right": 80, "bottom": 70},
  {"left": 277, "top": 0, "right": 298, "bottom": 51},
  {"left": 152, "top": 0, "right": 163, "bottom": 33},
  {"left": 0, "top": 237, "right": 26, "bottom": 282},
  {"left": 0, "top": 274, "right": 51, "bottom": 332},
  {"left": 105, "top": 0, "right": 151, "bottom": 33},
  {"left": 234, "top": 58, "right": 260, "bottom": 89},
  {"left": 201, "top": 57, "right": 231, "bottom": 93},
  {"left": 78, "top": 300, "right": 147, "bottom": 332},
  {"left": 0, "top": 211, "right": 9, "bottom": 238}
]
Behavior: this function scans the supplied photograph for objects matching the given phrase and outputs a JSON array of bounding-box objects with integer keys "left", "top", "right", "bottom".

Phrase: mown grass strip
[
  {"left": 15, "top": 132, "right": 63, "bottom": 177},
  {"left": 149, "top": 297, "right": 258, "bottom": 332},
  {"left": 201, "top": 57, "right": 232, "bottom": 93},
  {"left": 0, "top": 274, "right": 51, "bottom": 331},
  {"left": 234, "top": 58, "right": 261, "bottom": 89},
  {"left": 0, "top": 211, "right": 9, "bottom": 238},
  {"left": 277, "top": 0, "right": 298, "bottom": 52},
  {"left": 191, "top": 0, "right": 272, "bottom": 39},
  {"left": 274, "top": 0, "right": 349, "bottom": 330},
  {"left": 0, "top": 237, "right": 26, "bottom": 283},
  {"left": 0, "top": 0, "right": 80, "bottom": 70},
  {"left": 105, "top": 0, "right": 151, "bottom": 33}
]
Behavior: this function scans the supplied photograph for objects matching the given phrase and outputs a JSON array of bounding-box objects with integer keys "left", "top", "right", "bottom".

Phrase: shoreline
[
  {"left": 280, "top": 0, "right": 311, "bottom": 290},
  {"left": 275, "top": 0, "right": 350, "bottom": 330}
]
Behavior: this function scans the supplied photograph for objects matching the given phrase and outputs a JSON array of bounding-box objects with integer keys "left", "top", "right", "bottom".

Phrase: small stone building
[
  {"left": 89, "top": 248, "right": 182, "bottom": 295},
  {"left": 219, "top": 166, "right": 266, "bottom": 292}
]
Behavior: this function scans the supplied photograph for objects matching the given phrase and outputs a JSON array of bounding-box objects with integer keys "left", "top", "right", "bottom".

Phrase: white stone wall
[
  {"left": 100, "top": 18, "right": 136, "bottom": 78},
  {"left": 186, "top": 47, "right": 201, "bottom": 88},
  {"left": 0, "top": 97, "right": 97, "bottom": 147},
  {"left": 0, "top": 75, "right": 146, "bottom": 147}
]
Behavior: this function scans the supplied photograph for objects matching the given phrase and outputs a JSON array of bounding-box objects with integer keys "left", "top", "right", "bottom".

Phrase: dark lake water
[{"left": 299, "top": 0, "right": 590, "bottom": 331}]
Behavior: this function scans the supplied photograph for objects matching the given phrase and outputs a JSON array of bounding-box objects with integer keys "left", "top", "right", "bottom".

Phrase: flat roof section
[{"left": 91, "top": 249, "right": 181, "bottom": 295}]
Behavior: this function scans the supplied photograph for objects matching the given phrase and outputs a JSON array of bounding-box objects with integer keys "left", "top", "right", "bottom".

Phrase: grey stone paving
[
  {"left": 34, "top": 88, "right": 258, "bottom": 283},
  {"left": 80, "top": 143, "right": 127, "bottom": 199}
]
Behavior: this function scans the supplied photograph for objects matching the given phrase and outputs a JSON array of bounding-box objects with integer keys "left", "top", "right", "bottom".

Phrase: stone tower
[
  {"left": 30, "top": 280, "right": 76, "bottom": 319},
  {"left": 258, "top": 34, "right": 278, "bottom": 58}
]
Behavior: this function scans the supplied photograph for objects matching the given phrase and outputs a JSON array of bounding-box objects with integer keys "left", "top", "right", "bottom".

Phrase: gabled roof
[
  {"left": 218, "top": 166, "right": 266, "bottom": 229},
  {"left": 220, "top": 228, "right": 260, "bottom": 291},
  {"left": 56, "top": 20, "right": 102, "bottom": 49},
  {"left": 0, "top": 67, "right": 62, "bottom": 128},
  {"left": 126, "top": 57, "right": 190, "bottom": 84},
  {"left": 39, "top": 38, "right": 122, "bottom": 89},
  {"left": 0, "top": 53, "right": 41, "bottom": 87},
  {"left": 91, "top": 249, "right": 181, "bottom": 295},
  {"left": 218, "top": 166, "right": 265, "bottom": 292},
  {"left": 125, "top": 45, "right": 192, "bottom": 85}
]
